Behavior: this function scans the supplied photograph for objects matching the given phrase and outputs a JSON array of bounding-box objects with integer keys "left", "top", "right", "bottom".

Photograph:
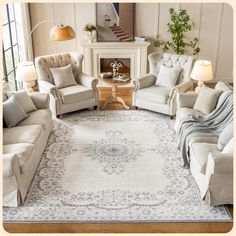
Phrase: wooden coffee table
[{"left": 99, "top": 77, "right": 130, "bottom": 109}]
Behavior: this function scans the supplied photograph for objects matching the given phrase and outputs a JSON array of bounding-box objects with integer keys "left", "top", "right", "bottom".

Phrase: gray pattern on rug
[{"left": 3, "top": 110, "right": 231, "bottom": 222}]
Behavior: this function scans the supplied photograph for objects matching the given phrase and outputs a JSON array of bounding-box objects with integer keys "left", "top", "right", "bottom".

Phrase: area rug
[{"left": 3, "top": 110, "right": 231, "bottom": 222}]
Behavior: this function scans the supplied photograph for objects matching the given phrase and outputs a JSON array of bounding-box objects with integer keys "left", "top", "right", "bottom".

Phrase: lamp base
[
  {"left": 23, "top": 80, "right": 36, "bottom": 93},
  {"left": 195, "top": 80, "right": 204, "bottom": 93}
]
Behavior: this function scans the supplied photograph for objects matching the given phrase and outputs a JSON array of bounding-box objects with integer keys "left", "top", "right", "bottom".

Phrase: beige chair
[
  {"left": 35, "top": 52, "right": 98, "bottom": 116},
  {"left": 132, "top": 52, "right": 194, "bottom": 118}
]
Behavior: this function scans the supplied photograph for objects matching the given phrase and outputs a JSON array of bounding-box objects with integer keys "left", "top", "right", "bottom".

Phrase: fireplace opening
[{"left": 100, "top": 58, "right": 131, "bottom": 77}]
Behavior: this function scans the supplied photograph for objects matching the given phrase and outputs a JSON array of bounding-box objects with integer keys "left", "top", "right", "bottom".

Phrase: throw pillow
[
  {"left": 3, "top": 95, "right": 28, "bottom": 128},
  {"left": 218, "top": 122, "right": 233, "bottom": 151},
  {"left": 50, "top": 64, "right": 77, "bottom": 89},
  {"left": 222, "top": 138, "right": 234, "bottom": 153},
  {"left": 12, "top": 90, "right": 37, "bottom": 113},
  {"left": 155, "top": 65, "right": 182, "bottom": 88},
  {"left": 193, "top": 85, "right": 221, "bottom": 114}
]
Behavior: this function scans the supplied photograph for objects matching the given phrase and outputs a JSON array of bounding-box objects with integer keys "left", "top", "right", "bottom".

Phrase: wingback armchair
[
  {"left": 132, "top": 52, "right": 194, "bottom": 117},
  {"left": 35, "top": 52, "right": 98, "bottom": 116}
]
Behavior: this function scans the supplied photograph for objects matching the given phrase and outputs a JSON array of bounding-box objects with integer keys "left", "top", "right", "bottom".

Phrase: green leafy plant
[
  {"left": 83, "top": 23, "right": 97, "bottom": 32},
  {"left": 154, "top": 8, "right": 200, "bottom": 55}
]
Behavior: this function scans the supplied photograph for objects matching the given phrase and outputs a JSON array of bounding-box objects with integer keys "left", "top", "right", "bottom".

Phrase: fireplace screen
[{"left": 100, "top": 58, "right": 130, "bottom": 77}]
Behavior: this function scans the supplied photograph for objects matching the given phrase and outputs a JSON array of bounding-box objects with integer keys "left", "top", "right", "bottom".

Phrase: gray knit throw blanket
[{"left": 177, "top": 90, "right": 233, "bottom": 168}]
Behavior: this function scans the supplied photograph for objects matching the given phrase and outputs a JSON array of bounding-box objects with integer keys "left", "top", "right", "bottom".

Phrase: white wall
[{"left": 30, "top": 2, "right": 233, "bottom": 82}]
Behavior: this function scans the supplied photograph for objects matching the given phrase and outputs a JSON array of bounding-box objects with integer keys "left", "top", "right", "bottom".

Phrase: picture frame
[{"left": 96, "top": 3, "right": 134, "bottom": 42}]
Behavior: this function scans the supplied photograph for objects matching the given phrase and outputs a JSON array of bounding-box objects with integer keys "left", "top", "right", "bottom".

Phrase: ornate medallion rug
[{"left": 3, "top": 110, "right": 231, "bottom": 222}]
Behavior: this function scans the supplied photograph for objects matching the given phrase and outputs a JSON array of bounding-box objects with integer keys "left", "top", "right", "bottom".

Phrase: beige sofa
[
  {"left": 3, "top": 92, "right": 54, "bottom": 207},
  {"left": 175, "top": 82, "right": 233, "bottom": 205}
]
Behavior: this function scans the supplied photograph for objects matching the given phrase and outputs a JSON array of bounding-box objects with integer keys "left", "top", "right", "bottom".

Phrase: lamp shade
[
  {"left": 50, "top": 24, "right": 75, "bottom": 41},
  {"left": 16, "top": 61, "right": 37, "bottom": 82},
  {"left": 190, "top": 60, "right": 213, "bottom": 82}
]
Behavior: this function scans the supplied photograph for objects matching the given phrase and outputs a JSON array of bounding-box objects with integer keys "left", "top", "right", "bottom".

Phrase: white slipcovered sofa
[
  {"left": 175, "top": 82, "right": 233, "bottom": 205},
  {"left": 35, "top": 52, "right": 98, "bottom": 116},
  {"left": 3, "top": 92, "right": 54, "bottom": 207},
  {"left": 132, "top": 52, "right": 194, "bottom": 117}
]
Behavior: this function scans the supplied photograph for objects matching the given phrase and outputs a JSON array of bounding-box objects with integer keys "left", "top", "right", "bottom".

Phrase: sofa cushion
[
  {"left": 155, "top": 65, "right": 182, "bottom": 88},
  {"left": 176, "top": 107, "right": 204, "bottom": 121},
  {"left": 18, "top": 109, "right": 52, "bottom": 130},
  {"left": 193, "top": 85, "right": 221, "bottom": 114},
  {"left": 218, "top": 122, "right": 233, "bottom": 151},
  {"left": 59, "top": 85, "right": 94, "bottom": 104},
  {"left": 3, "top": 125, "right": 43, "bottom": 145},
  {"left": 3, "top": 95, "right": 28, "bottom": 128},
  {"left": 12, "top": 90, "right": 37, "bottom": 113},
  {"left": 137, "top": 86, "right": 171, "bottom": 104},
  {"left": 190, "top": 142, "right": 220, "bottom": 174},
  {"left": 50, "top": 64, "right": 77, "bottom": 89},
  {"left": 3, "top": 143, "right": 34, "bottom": 170},
  {"left": 222, "top": 138, "right": 234, "bottom": 153}
]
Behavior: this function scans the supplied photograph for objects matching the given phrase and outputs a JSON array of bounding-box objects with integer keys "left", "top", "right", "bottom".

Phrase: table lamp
[
  {"left": 16, "top": 61, "right": 37, "bottom": 92},
  {"left": 190, "top": 60, "right": 213, "bottom": 93}
]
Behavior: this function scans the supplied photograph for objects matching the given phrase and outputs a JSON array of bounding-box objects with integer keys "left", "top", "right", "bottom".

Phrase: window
[{"left": 2, "top": 3, "right": 20, "bottom": 90}]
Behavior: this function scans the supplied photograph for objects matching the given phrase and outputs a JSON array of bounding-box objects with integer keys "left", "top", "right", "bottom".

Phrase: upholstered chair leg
[
  {"left": 94, "top": 106, "right": 97, "bottom": 110},
  {"left": 170, "top": 115, "right": 175, "bottom": 120},
  {"left": 134, "top": 106, "right": 138, "bottom": 110}
]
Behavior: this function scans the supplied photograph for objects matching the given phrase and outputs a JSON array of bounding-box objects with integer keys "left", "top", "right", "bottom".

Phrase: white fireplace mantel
[{"left": 80, "top": 41, "right": 150, "bottom": 80}]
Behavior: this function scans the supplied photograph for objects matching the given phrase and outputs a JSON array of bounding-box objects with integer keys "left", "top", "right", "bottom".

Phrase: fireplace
[
  {"left": 100, "top": 58, "right": 131, "bottom": 76},
  {"left": 80, "top": 41, "right": 150, "bottom": 85}
]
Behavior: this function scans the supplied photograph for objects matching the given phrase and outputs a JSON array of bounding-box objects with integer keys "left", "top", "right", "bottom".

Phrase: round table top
[{"left": 99, "top": 77, "right": 131, "bottom": 86}]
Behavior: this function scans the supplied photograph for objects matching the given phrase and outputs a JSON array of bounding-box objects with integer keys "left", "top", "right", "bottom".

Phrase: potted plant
[
  {"left": 154, "top": 8, "right": 200, "bottom": 55},
  {"left": 83, "top": 23, "right": 97, "bottom": 43}
]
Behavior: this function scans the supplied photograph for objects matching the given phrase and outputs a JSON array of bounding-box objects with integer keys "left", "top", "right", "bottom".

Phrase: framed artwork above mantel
[{"left": 96, "top": 3, "right": 134, "bottom": 42}]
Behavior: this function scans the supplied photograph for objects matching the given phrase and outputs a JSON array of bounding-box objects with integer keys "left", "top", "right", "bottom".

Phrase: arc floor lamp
[{"left": 16, "top": 20, "right": 76, "bottom": 92}]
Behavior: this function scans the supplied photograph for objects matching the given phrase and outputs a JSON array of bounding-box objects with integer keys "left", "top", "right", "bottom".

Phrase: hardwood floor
[
  {"left": 3, "top": 219, "right": 233, "bottom": 233},
  {"left": 3, "top": 87, "right": 233, "bottom": 233}
]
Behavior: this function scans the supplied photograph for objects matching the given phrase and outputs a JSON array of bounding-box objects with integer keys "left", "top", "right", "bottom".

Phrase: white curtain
[{"left": 14, "top": 3, "right": 33, "bottom": 62}]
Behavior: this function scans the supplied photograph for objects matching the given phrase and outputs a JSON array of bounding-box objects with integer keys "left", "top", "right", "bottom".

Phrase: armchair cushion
[
  {"left": 50, "top": 64, "right": 77, "bottom": 89},
  {"left": 155, "top": 65, "right": 182, "bottom": 88},
  {"left": 59, "top": 85, "right": 94, "bottom": 104},
  {"left": 137, "top": 86, "right": 171, "bottom": 104}
]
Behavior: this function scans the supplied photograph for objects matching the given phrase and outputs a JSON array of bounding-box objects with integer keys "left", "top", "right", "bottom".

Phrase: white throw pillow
[
  {"left": 50, "top": 64, "right": 77, "bottom": 89},
  {"left": 193, "top": 85, "right": 221, "bottom": 114},
  {"left": 222, "top": 138, "right": 234, "bottom": 153},
  {"left": 155, "top": 65, "right": 182, "bottom": 88},
  {"left": 3, "top": 95, "right": 28, "bottom": 128},
  {"left": 12, "top": 90, "right": 37, "bottom": 113},
  {"left": 218, "top": 122, "right": 233, "bottom": 151}
]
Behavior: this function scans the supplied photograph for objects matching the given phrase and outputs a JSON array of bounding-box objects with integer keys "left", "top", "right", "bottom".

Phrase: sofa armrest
[
  {"left": 177, "top": 92, "right": 198, "bottom": 108},
  {"left": 78, "top": 73, "right": 98, "bottom": 89},
  {"left": 133, "top": 73, "right": 156, "bottom": 91},
  {"left": 3, "top": 154, "right": 20, "bottom": 177},
  {"left": 29, "top": 92, "right": 50, "bottom": 109},
  {"left": 207, "top": 152, "right": 233, "bottom": 175},
  {"left": 38, "top": 80, "right": 60, "bottom": 98}
]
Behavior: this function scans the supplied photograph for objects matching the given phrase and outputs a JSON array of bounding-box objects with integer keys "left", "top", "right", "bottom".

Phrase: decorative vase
[{"left": 85, "top": 31, "right": 96, "bottom": 43}]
